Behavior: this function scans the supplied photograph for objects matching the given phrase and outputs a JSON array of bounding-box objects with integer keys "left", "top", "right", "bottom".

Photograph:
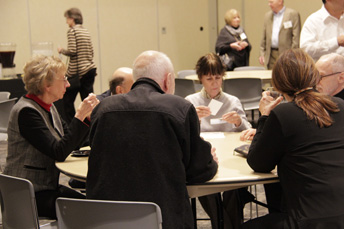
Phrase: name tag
[
  {"left": 283, "top": 21, "right": 292, "bottom": 29},
  {"left": 240, "top": 33, "right": 247, "bottom": 40}
]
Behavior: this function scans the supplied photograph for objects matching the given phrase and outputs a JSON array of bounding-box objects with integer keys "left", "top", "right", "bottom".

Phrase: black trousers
[
  {"left": 199, "top": 188, "right": 254, "bottom": 229},
  {"left": 241, "top": 183, "right": 287, "bottom": 229},
  {"left": 35, "top": 184, "right": 85, "bottom": 219},
  {"left": 61, "top": 68, "right": 96, "bottom": 124}
]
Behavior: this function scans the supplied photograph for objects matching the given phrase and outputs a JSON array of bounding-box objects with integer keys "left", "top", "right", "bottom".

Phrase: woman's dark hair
[
  {"left": 64, "top": 8, "right": 83, "bottom": 25},
  {"left": 195, "top": 53, "right": 226, "bottom": 81},
  {"left": 322, "top": 0, "right": 326, "bottom": 4},
  {"left": 272, "top": 49, "right": 339, "bottom": 127}
]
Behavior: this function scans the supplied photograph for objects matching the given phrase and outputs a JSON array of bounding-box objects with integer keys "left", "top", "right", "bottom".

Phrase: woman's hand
[
  {"left": 74, "top": 93, "right": 99, "bottom": 121},
  {"left": 211, "top": 147, "right": 219, "bottom": 164},
  {"left": 195, "top": 106, "right": 211, "bottom": 120},
  {"left": 222, "top": 111, "right": 242, "bottom": 127},
  {"left": 240, "top": 128, "right": 256, "bottom": 141},
  {"left": 230, "top": 41, "right": 244, "bottom": 51},
  {"left": 239, "top": 41, "right": 248, "bottom": 49},
  {"left": 259, "top": 91, "right": 283, "bottom": 116}
]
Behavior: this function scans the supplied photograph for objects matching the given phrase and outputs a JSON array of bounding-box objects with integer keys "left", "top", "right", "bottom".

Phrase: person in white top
[
  {"left": 185, "top": 53, "right": 252, "bottom": 229},
  {"left": 300, "top": 0, "right": 344, "bottom": 62},
  {"left": 185, "top": 53, "right": 251, "bottom": 133}
]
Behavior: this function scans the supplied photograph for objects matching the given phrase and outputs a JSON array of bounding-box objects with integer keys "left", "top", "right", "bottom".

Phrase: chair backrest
[
  {"left": 0, "top": 173, "right": 40, "bottom": 229},
  {"left": 0, "top": 98, "right": 16, "bottom": 133},
  {"left": 223, "top": 78, "right": 262, "bottom": 104},
  {"left": 0, "top": 91, "right": 10, "bottom": 101},
  {"left": 56, "top": 197, "right": 163, "bottom": 229},
  {"left": 177, "top": 70, "right": 196, "bottom": 78},
  {"left": 174, "top": 78, "right": 195, "bottom": 98},
  {"left": 233, "top": 66, "right": 265, "bottom": 71}
]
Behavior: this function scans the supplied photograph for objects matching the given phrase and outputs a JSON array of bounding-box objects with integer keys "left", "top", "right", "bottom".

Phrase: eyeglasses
[
  {"left": 57, "top": 76, "right": 68, "bottom": 82},
  {"left": 320, "top": 71, "right": 344, "bottom": 79}
]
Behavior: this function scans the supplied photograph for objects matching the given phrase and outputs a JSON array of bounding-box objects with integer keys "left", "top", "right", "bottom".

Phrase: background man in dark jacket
[
  {"left": 96, "top": 67, "right": 134, "bottom": 102},
  {"left": 86, "top": 50, "right": 218, "bottom": 229}
]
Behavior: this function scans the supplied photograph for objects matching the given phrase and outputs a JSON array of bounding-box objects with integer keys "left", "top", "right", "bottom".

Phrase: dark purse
[{"left": 218, "top": 53, "right": 234, "bottom": 71}]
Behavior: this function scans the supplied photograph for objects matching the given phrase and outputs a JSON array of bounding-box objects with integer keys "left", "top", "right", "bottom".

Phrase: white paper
[
  {"left": 208, "top": 99, "right": 223, "bottom": 116},
  {"left": 283, "top": 21, "right": 292, "bottom": 29},
  {"left": 200, "top": 132, "right": 225, "bottom": 139},
  {"left": 210, "top": 118, "right": 227, "bottom": 125}
]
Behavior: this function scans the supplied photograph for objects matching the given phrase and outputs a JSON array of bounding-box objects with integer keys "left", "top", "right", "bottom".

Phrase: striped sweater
[{"left": 62, "top": 24, "right": 96, "bottom": 77}]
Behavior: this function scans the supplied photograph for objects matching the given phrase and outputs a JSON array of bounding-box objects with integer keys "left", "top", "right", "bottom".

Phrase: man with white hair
[
  {"left": 315, "top": 53, "right": 344, "bottom": 99},
  {"left": 241, "top": 52, "right": 344, "bottom": 141},
  {"left": 86, "top": 50, "right": 218, "bottom": 229}
]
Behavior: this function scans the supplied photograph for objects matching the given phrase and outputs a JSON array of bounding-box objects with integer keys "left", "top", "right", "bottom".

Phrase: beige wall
[
  {"left": 1, "top": 0, "right": 323, "bottom": 97},
  {"left": 217, "top": 0, "right": 323, "bottom": 66},
  {"left": 0, "top": 0, "right": 218, "bottom": 97}
]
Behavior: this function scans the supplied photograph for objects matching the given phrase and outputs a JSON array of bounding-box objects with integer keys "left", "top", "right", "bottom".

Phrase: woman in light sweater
[
  {"left": 185, "top": 53, "right": 251, "bottom": 132},
  {"left": 185, "top": 53, "right": 252, "bottom": 229}
]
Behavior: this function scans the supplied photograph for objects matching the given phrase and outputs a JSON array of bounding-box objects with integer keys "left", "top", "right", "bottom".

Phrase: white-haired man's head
[
  {"left": 133, "top": 50, "right": 175, "bottom": 94},
  {"left": 316, "top": 53, "right": 344, "bottom": 96}
]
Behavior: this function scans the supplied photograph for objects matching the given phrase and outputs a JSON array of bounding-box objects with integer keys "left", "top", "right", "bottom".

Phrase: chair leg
[
  {"left": 215, "top": 193, "right": 224, "bottom": 229},
  {"left": 248, "top": 185, "right": 260, "bottom": 219},
  {"left": 191, "top": 198, "right": 197, "bottom": 229},
  {"left": 254, "top": 185, "right": 259, "bottom": 217}
]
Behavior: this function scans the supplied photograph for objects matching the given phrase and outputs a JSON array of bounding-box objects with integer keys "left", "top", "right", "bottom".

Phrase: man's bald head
[{"left": 109, "top": 67, "right": 134, "bottom": 95}]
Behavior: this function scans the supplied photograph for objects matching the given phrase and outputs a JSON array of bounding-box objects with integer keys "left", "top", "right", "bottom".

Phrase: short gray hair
[
  {"left": 64, "top": 8, "right": 83, "bottom": 24},
  {"left": 318, "top": 53, "right": 344, "bottom": 73},
  {"left": 132, "top": 50, "right": 174, "bottom": 86}
]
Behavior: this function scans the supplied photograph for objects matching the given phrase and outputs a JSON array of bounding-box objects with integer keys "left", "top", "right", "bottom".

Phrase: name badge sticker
[
  {"left": 240, "top": 33, "right": 247, "bottom": 40},
  {"left": 283, "top": 21, "right": 292, "bottom": 29}
]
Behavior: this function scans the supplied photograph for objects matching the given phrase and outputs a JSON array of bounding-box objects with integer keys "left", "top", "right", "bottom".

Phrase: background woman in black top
[{"left": 215, "top": 9, "right": 251, "bottom": 71}]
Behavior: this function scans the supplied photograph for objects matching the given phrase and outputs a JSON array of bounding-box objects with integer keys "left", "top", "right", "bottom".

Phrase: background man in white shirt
[{"left": 300, "top": 0, "right": 344, "bottom": 62}]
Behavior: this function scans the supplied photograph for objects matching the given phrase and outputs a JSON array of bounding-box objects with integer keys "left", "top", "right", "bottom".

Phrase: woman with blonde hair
[
  {"left": 215, "top": 9, "right": 251, "bottom": 71},
  {"left": 3, "top": 55, "right": 99, "bottom": 219},
  {"left": 244, "top": 49, "right": 344, "bottom": 228}
]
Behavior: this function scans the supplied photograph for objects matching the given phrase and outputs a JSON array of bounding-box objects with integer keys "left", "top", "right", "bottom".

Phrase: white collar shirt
[
  {"left": 300, "top": 5, "right": 344, "bottom": 61},
  {"left": 271, "top": 6, "right": 286, "bottom": 49}
]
